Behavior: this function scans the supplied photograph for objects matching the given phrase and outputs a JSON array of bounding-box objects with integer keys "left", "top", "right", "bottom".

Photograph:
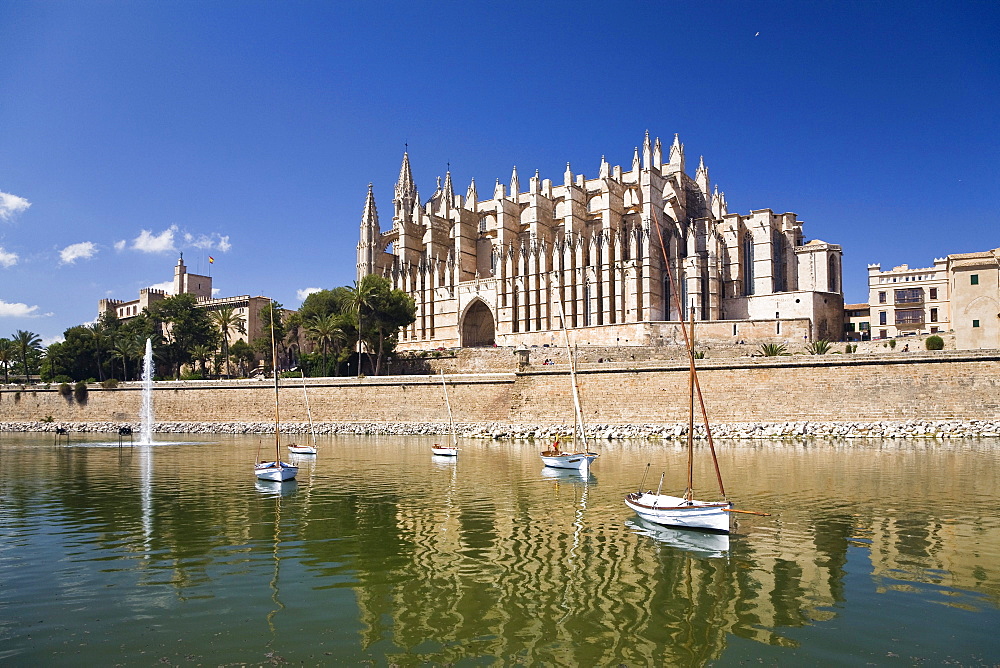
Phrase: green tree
[
  {"left": 111, "top": 333, "right": 143, "bottom": 381},
  {"left": 189, "top": 344, "right": 214, "bottom": 376},
  {"left": 86, "top": 322, "right": 107, "bottom": 381},
  {"left": 369, "top": 286, "right": 416, "bottom": 375},
  {"left": 209, "top": 306, "right": 246, "bottom": 377},
  {"left": 0, "top": 338, "right": 14, "bottom": 384},
  {"left": 306, "top": 313, "right": 350, "bottom": 377},
  {"left": 229, "top": 339, "right": 255, "bottom": 377},
  {"left": 145, "top": 293, "right": 219, "bottom": 379},
  {"left": 345, "top": 276, "right": 383, "bottom": 376},
  {"left": 251, "top": 301, "right": 287, "bottom": 371},
  {"left": 12, "top": 330, "right": 42, "bottom": 382}
]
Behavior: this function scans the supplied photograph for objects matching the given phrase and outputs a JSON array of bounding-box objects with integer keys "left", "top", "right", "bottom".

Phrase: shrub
[
  {"left": 180, "top": 371, "right": 204, "bottom": 381},
  {"left": 41, "top": 415, "right": 54, "bottom": 423},
  {"left": 58, "top": 383, "right": 73, "bottom": 400},
  {"left": 844, "top": 343, "right": 857, "bottom": 353},
  {"left": 100, "top": 378, "right": 119, "bottom": 389},
  {"left": 925, "top": 335, "right": 944, "bottom": 351},
  {"left": 888, "top": 339, "right": 897, "bottom": 349},
  {"left": 805, "top": 340, "right": 832, "bottom": 355},
  {"left": 693, "top": 350, "right": 706, "bottom": 359},
  {"left": 52, "top": 375, "right": 73, "bottom": 384},
  {"left": 758, "top": 343, "right": 789, "bottom": 357},
  {"left": 74, "top": 381, "right": 88, "bottom": 404}
]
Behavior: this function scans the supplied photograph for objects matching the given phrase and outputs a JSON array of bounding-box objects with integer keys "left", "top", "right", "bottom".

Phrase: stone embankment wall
[{"left": 2, "top": 351, "right": 998, "bottom": 437}]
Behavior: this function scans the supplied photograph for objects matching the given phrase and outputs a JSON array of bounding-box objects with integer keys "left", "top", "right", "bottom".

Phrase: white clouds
[
  {"left": 184, "top": 231, "right": 232, "bottom": 252},
  {"left": 0, "top": 191, "right": 31, "bottom": 222},
  {"left": 114, "top": 240, "right": 126, "bottom": 252},
  {"left": 0, "top": 299, "right": 47, "bottom": 318},
  {"left": 133, "top": 225, "right": 178, "bottom": 253},
  {"left": 297, "top": 287, "right": 322, "bottom": 301},
  {"left": 146, "top": 281, "right": 175, "bottom": 294},
  {"left": 59, "top": 241, "right": 97, "bottom": 264},
  {"left": 0, "top": 247, "right": 18, "bottom": 268},
  {"left": 129, "top": 225, "right": 231, "bottom": 254}
]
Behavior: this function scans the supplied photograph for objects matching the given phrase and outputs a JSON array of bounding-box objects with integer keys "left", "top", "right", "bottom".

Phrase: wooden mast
[
  {"left": 555, "top": 294, "right": 587, "bottom": 450},
  {"left": 440, "top": 371, "right": 458, "bottom": 448},
  {"left": 652, "top": 214, "right": 727, "bottom": 500},
  {"left": 270, "top": 301, "right": 280, "bottom": 463}
]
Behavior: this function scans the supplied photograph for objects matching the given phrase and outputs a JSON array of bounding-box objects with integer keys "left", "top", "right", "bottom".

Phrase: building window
[
  {"left": 973, "top": 319, "right": 980, "bottom": 328},
  {"left": 743, "top": 232, "right": 754, "bottom": 296},
  {"left": 879, "top": 311, "right": 887, "bottom": 326},
  {"left": 860, "top": 322, "right": 870, "bottom": 331},
  {"left": 878, "top": 291, "right": 886, "bottom": 304},
  {"left": 971, "top": 274, "right": 979, "bottom": 285},
  {"left": 930, "top": 327, "right": 939, "bottom": 334},
  {"left": 894, "top": 288, "right": 922, "bottom": 304},
  {"left": 772, "top": 230, "right": 786, "bottom": 292},
  {"left": 845, "top": 323, "right": 856, "bottom": 332},
  {"left": 929, "top": 308, "right": 938, "bottom": 322},
  {"left": 895, "top": 309, "right": 923, "bottom": 325},
  {"left": 929, "top": 288, "right": 938, "bottom": 300},
  {"left": 879, "top": 329, "right": 887, "bottom": 339}
]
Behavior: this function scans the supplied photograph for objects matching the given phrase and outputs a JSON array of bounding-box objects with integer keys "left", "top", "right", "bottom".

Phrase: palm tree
[
  {"left": 306, "top": 313, "right": 347, "bottom": 377},
  {"left": 758, "top": 342, "right": 790, "bottom": 357},
  {"left": 86, "top": 322, "right": 106, "bottom": 381},
  {"left": 805, "top": 340, "right": 832, "bottom": 355},
  {"left": 189, "top": 344, "right": 214, "bottom": 377},
  {"left": 112, "top": 335, "right": 142, "bottom": 381},
  {"left": 209, "top": 307, "right": 246, "bottom": 377},
  {"left": 12, "top": 330, "right": 42, "bottom": 382},
  {"left": 0, "top": 338, "right": 14, "bottom": 384},
  {"left": 345, "top": 275, "right": 383, "bottom": 376}
]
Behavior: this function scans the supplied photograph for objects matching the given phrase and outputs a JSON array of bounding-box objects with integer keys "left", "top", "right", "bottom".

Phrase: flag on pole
[{"left": 209, "top": 256, "right": 215, "bottom": 264}]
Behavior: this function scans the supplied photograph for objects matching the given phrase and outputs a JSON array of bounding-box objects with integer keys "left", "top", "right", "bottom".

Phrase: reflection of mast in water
[{"left": 266, "top": 492, "right": 285, "bottom": 639}]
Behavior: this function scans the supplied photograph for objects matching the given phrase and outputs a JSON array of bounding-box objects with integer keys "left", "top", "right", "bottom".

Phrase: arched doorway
[{"left": 461, "top": 300, "right": 495, "bottom": 347}]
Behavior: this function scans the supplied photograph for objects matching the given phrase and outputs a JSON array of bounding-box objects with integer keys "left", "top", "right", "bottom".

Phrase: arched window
[
  {"left": 743, "top": 231, "right": 755, "bottom": 296},
  {"left": 772, "top": 230, "right": 786, "bottom": 292},
  {"left": 828, "top": 255, "right": 839, "bottom": 293}
]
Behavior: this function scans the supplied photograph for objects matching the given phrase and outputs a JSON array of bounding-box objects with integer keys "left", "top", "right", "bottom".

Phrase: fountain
[{"left": 139, "top": 338, "right": 155, "bottom": 444}]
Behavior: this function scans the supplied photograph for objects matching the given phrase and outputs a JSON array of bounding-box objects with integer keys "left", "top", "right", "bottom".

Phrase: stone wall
[{"left": 2, "top": 351, "right": 998, "bottom": 427}]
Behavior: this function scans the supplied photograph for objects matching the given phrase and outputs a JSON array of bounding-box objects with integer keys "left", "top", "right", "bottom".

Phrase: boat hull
[
  {"left": 431, "top": 446, "right": 458, "bottom": 457},
  {"left": 540, "top": 452, "right": 599, "bottom": 470},
  {"left": 287, "top": 445, "right": 317, "bottom": 455},
  {"left": 624, "top": 492, "right": 732, "bottom": 533},
  {"left": 255, "top": 461, "right": 298, "bottom": 481}
]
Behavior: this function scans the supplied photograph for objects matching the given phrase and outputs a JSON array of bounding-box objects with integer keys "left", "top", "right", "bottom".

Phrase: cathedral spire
[
  {"left": 653, "top": 136, "right": 663, "bottom": 167},
  {"left": 394, "top": 150, "right": 417, "bottom": 224},
  {"left": 466, "top": 177, "right": 478, "bottom": 210},
  {"left": 695, "top": 155, "right": 709, "bottom": 197},
  {"left": 443, "top": 168, "right": 455, "bottom": 210},
  {"left": 564, "top": 162, "right": 573, "bottom": 186},
  {"left": 357, "top": 183, "right": 381, "bottom": 281},
  {"left": 494, "top": 178, "right": 505, "bottom": 199},
  {"left": 642, "top": 130, "right": 652, "bottom": 170},
  {"left": 510, "top": 166, "right": 520, "bottom": 197},
  {"left": 631, "top": 147, "right": 640, "bottom": 173},
  {"left": 668, "top": 133, "right": 685, "bottom": 171}
]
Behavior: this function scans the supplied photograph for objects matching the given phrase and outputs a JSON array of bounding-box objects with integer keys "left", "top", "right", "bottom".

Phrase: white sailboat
[
  {"left": 287, "top": 373, "right": 318, "bottom": 455},
  {"left": 255, "top": 303, "right": 299, "bottom": 482},
  {"left": 624, "top": 216, "right": 767, "bottom": 533},
  {"left": 540, "top": 294, "right": 598, "bottom": 472},
  {"left": 431, "top": 371, "right": 459, "bottom": 457}
]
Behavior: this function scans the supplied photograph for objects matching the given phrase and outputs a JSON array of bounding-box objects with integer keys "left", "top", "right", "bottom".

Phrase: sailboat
[
  {"left": 255, "top": 303, "right": 299, "bottom": 482},
  {"left": 431, "top": 371, "right": 459, "bottom": 457},
  {"left": 624, "top": 216, "right": 741, "bottom": 533},
  {"left": 287, "top": 373, "right": 318, "bottom": 455},
  {"left": 540, "top": 294, "right": 598, "bottom": 472}
]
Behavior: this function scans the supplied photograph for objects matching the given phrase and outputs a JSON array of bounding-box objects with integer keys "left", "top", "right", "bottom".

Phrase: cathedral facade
[{"left": 358, "top": 133, "right": 844, "bottom": 350}]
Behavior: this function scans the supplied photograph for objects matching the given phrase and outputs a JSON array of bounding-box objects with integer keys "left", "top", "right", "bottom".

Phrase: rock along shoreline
[{"left": 3, "top": 420, "right": 1000, "bottom": 440}]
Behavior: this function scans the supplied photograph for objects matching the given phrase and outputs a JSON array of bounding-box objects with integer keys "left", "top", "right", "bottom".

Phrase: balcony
[
  {"left": 895, "top": 308, "right": 924, "bottom": 326},
  {"left": 894, "top": 288, "right": 924, "bottom": 305}
]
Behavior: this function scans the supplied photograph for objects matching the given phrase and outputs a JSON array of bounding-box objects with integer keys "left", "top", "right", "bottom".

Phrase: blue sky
[{"left": 2, "top": 1, "right": 997, "bottom": 343}]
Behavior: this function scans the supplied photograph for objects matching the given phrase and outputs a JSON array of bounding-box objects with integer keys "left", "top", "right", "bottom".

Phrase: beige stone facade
[
  {"left": 867, "top": 259, "right": 950, "bottom": 340},
  {"left": 98, "top": 255, "right": 272, "bottom": 347},
  {"left": 866, "top": 247, "right": 1000, "bottom": 349},
  {"left": 948, "top": 249, "right": 1000, "bottom": 349},
  {"left": 358, "top": 133, "right": 844, "bottom": 350}
]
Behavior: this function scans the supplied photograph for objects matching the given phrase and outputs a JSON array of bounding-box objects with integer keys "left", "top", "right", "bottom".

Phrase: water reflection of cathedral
[{"left": 337, "top": 447, "right": 999, "bottom": 663}]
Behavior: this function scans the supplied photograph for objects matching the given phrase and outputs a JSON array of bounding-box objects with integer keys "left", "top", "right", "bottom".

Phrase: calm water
[{"left": 0, "top": 433, "right": 998, "bottom": 666}]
